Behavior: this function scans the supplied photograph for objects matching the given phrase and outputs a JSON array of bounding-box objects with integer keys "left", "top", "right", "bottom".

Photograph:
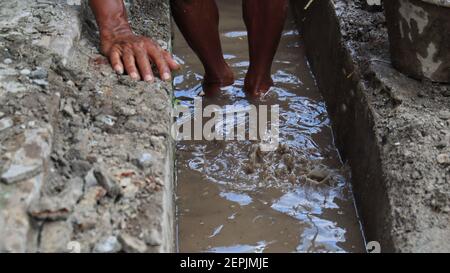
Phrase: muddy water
[{"left": 173, "top": 0, "right": 365, "bottom": 253}]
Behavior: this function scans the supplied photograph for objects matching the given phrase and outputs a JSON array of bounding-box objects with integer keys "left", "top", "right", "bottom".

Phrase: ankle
[
  {"left": 204, "top": 62, "right": 234, "bottom": 85},
  {"left": 245, "top": 71, "right": 273, "bottom": 86},
  {"left": 244, "top": 71, "right": 274, "bottom": 95}
]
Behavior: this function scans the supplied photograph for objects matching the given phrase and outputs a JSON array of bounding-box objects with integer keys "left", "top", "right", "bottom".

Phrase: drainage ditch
[{"left": 173, "top": 0, "right": 366, "bottom": 253}]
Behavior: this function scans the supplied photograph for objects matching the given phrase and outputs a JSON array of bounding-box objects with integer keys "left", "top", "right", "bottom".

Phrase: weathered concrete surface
[
  {"left": 0, "top": 0, "right": 175, "bottom": 252},
  {"left": 384, "top": 0, "right": 450, "bottom": 82},
  {"left": 292, "top": 0, "right": 449, "bottom": 252}
]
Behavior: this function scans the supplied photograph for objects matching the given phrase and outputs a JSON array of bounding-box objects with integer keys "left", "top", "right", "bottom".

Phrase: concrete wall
[
  {"left": 291, "top": 0, "right": 450, "bottom": 253},
  {"left": 0, "top": 0, "right": 175, "bottom": 253}
]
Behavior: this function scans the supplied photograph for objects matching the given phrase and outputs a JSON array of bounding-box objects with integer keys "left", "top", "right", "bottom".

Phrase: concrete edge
[{"left": 291, "top": 0, "right": 396, "bottom": 252}]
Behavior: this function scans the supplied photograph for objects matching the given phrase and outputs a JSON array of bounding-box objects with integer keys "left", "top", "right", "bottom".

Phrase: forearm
[{"left": 89, "top": 0, "right": 132, "bottom": 39}]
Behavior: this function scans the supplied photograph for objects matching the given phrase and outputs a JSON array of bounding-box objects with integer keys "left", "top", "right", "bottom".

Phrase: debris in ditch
[
  {"left": 307, "top": 166, "right": 332, "bottom": 183},
  {"left": 248, "top": 144, "right": 264, "bottom": 165}
]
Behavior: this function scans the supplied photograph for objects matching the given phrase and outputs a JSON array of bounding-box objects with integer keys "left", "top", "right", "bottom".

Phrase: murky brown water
[{"left": 173, "top": 0, "right": 365, "bottom": 253}]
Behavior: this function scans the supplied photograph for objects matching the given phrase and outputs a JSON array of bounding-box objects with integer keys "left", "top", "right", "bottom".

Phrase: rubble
[
  {"left": 93, "top": 166, "right": 121, "bottom": 198},
  {"left": 39, "top": 221, "right": 73, "bottom": 253},
  {"left": 29, "top": 177, "right": 84, "bottom": 221},
  {"left": 0, "top": 0, "right": 175, "bottom": 253},
  {"left": 93, "top": 236, "right": 122, "bottom": 253},
  {"left": 1, "top": 124, "right": 52, "bottom": 184},
  {"left": 118, "top": 233, "right": 148, "bottom": 253}
]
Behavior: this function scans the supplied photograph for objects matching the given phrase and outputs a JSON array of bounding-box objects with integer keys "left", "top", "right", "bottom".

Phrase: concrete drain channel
[
  {"left": 174, "top": 0, "right": 366, "bottom": 253},
  {"left": 0, "top": 0, "right": 448, "bottom": 253}
]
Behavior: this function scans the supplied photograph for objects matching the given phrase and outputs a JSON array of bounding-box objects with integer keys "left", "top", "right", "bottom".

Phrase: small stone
[
  {"left": 145, "top": 229, "right": 162, "bottom": 246},
  {"left": 1, "top": 163, "right": 43, "bottom": 184},
  {"left": 132, "top": 152, "right": 154, "bottom": 170},
  {"left": 307, "top": 166, "right": 330, "bottom": 182},
  {"left": 119, "top": 233, "right": 147, "bottom": 253},
  {"left": 93, "top": 236, "right": 122, "bottom": 253},
  {"left": 1, "top": 81, "right": 25, "bottom": 93},
  {"left": 19, "top": 69, "right": 31, "bottom": 76},
  {"left": 1, "top": 125, "right": 52, "bottom": 184},
  {"left": 84, "top": 169, "right": 98, "bottom": 188},
  {"left": 411, "top": 170, "right": 422, "bottom": 180},
  {"left": 157, "top": 39, "right": 168, "bottom": 50},
  {"left": 39, "top": 221, "right": 73, "bottom": 253},
  {"left": 3, "top": 58, "right": 12, "bottom": 64},
  {"left": 27, "top": 120, "right": 36, "bottom": 127},
  {"left": 71, "top": 186, "right": 106, "bottom": 231},
  {"left": 93, "top": 166, "right": 121, "bottom": 198},
  {"left": 438, "top": 110, "right": 450, "bottom": 120},
  {"left": 120, "top": 106, "right": 137, "bottom": 116},
  {"left": 62, "top": 100, "right": 75, "bottom": 117},
  {"left": 437, "top": 153, "right": 450, "bottom": 165},
  {"left": 30, "top": 67, "right": 47, "bottom": 79},
  {"left": 28, "top": 177, "right": 84, "bottom": 221},
  {"left": 0, "top": 117, "right": 14, "bottom": 131},
  {"left": 95, "top": 114, "right": 117, "bottom": 126},
  {"left": 32, "top": 79, "right": 48, "bottom": 87}
]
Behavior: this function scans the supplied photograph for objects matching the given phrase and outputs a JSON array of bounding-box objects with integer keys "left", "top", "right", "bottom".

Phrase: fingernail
[
  {"left": 130, "top": 72, "right": 139, "bottom": 80},
  {"left": 162, "top": 72, "right": 171, "bottom": 81},
  {"left": 115, "top": 66, "right": 124, "bottom": 74},
  {"left": 144, "top": 75, "right": 154, "bottom": 82}
]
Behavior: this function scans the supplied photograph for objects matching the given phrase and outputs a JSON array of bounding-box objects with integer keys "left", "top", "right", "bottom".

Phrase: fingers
[
  {"left": 123, "top": 49, "right": 140, "bottom": 80},
  {"left": 108, "top": 38, "right": 180, "bottom": 82},
  {"left": 110, "top": 50, "right": 124, "bottom": 74},
  {"left": 147, "top": 45, "right": 172, "bottom": 81},
  {"left": 135, "top": 49, "right": 154, "bottom": 82},
  {"left": 163, "top": 51, "right": 181, "bottom": 71}
]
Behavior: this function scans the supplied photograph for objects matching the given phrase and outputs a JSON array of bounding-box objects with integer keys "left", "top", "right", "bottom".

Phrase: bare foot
[
  {"left": 202, "top": 63, "right": 234, "bottom": 95},
  {"left": 244, "top": 73, "right": 274, "bottom": 97}
]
